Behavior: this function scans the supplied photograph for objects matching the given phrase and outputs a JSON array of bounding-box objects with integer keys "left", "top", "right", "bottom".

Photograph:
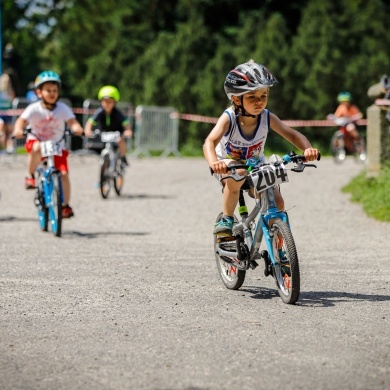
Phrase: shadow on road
[
  {"left": 64, "top": 230, "right": 150, "bottom": 239},
  {"left": 105, "top": 193, "right": 174, "bottom": 200},
  {"left": 0, "top": 215, "right": 36, "bottom": 223},
  {"left": 242, "top": 286, "right": 390, "bottom": 306}
]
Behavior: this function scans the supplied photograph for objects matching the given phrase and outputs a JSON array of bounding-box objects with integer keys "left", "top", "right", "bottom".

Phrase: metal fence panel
[{"left": 133, "top": 105, "right": 180, "bottom": 157}]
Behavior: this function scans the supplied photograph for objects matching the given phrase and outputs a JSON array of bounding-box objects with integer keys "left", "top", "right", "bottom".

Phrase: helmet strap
[{"left": 233, "top": 97, "right": 257, "bottom": 118}]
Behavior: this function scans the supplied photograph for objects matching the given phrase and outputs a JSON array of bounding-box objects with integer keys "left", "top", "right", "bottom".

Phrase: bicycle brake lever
[{"left": 219, "top": 168, "right": 247, "bottom": 182}]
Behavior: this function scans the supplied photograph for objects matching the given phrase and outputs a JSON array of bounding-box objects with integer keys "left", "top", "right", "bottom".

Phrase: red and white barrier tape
[{"left": 0, "top": 107, "right": 368, "bottom": 127}]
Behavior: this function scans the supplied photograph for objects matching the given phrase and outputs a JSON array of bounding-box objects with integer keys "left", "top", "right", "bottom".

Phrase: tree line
[{"left": 3, "top": 0, "right": 390, "bottom": 152}]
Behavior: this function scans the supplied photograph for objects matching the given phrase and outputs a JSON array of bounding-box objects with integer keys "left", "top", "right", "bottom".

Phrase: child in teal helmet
[
  {"left": 333, "top": 91, "right": 363, "bottom": 141},
  {"left": 12, "top": 70, "right": 84, "bottom": 219},
  {"left": 84, "top": 85, "right": 133, "bottom": 165}
]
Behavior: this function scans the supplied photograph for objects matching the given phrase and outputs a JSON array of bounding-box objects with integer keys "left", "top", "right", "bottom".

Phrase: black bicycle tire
[
  {"left": 99, "top": 154, "right": 110, "bottom": 199},
  {"left": 271, "top": 219, "right": 300, "bottom": 304},
  {"left": 113, "top": 155, "right": 124, "bottom": 196},
  {"left": 214, "top": 212, "right": 246, "bottom": 290},
  {"left": 37, "top": 179, "right": 49, "bottom": 232},
  {"left": 48, "top": 171, "right": 62, "bottom": 237}
]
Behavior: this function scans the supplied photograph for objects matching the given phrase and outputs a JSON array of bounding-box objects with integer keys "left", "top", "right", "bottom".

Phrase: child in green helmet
[{"left": 84, "top": 85, "right": 133, "bottom": 165}]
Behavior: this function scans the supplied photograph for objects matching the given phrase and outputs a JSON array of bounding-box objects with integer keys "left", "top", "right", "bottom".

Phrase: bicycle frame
[
  {"left": 216, "top": 183, "right": 289, "bottom": 270},
  {"left": 35, "top": 139, "right": 64, "bottom": 237}
]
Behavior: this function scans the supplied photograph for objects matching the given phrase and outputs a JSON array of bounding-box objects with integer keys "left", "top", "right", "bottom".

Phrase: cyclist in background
[
  {"left": 12, "top": 70, "right": 84, "bottom": 219},
  {"left": 203, "top": 59, "right": 319, "bottom": 237},
  {"left": 84, "top": 85, "right": 133, "bottom": 166},
  {"left": 332, "top": 91, "right": 363, "bottom": 143}
]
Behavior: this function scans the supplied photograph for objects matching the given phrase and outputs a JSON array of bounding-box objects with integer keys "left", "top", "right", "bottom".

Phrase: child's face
[
  {"left": 234, "top": 88, "right": 269, "bottom": 115},
  {"left": 37, "top": 82, "right": 59, "bottom": 104},
  {"left": 101, "top": 97, "right": 116, "bottom": 113}
]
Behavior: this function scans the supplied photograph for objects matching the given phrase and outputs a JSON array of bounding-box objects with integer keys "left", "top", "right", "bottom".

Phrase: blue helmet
[
  {"left": 337, "top": 91, "right": 352, "bottom": 103},
  {"left": 34, "top": 71, "right": 61, "bottom": 89}
]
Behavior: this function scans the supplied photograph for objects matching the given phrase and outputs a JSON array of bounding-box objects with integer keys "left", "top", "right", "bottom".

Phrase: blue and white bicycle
[
  {"left": 33, "top": 134, "right": 65, "bottom": 237},
  {"left": 213, "top": 151, "right": 320, "bottom": 304}
]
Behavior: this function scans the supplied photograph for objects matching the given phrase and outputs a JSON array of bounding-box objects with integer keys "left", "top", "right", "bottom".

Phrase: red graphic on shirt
[{"left": 247, "top": 141, "right": 263, "bottom": 158}]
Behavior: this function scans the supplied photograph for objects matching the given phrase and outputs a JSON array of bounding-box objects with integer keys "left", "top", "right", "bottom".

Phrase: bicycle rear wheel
[
  {"left": 214, "top": 212, "right": 246, "bottom": 290},
  {"left": 114, "top": 156, "right": 124, "bottom": 196},
  {"left": 47, "top": 171, "right": 63, "bottom": 237},
  {"left": 100, "top": 154, "right": 111, "bottom": 199},
  {"left": 270, "top": 219, "right": 300, "bottom": 304}
]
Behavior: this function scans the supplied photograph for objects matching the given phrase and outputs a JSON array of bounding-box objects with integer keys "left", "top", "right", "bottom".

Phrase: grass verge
[{"left": 342, "top": 166, "right": 390, "bottom": 221}]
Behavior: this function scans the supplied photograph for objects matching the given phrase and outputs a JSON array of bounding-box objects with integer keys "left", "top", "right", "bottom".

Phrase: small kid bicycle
[
  {"left": 13, "top": 130, "right": 65, "bottom": 237},
  {"left": 96, "top": 130, "right": 126, "bottom": 199},
  {"left": 33, "top": 135, "right": 65, "bottom": 237},
  {"left": 213, "top": 151, "right": 320, "bottom": 304},
  {"left": 327, "top": 114, "right": 366, "bottom": 164}
]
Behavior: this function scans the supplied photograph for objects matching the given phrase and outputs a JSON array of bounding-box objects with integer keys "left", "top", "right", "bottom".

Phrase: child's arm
[
  {"left": 123, "top": 123, "right": 133, "bottom": 138},
  {"left": 203, "top": 113, "right": 231, "bottom": 174},
  {"left": 12, "top": 117, "right": 29, "bottom": 138},
  {"left": 67, "top": 118, "right": 84, "bottom": 137},
  {"left": 270, "top": 113, "right": 319, "bottom": 161},
  {"left": 84, "top": 119, "right": 93, "bottom": 137}
]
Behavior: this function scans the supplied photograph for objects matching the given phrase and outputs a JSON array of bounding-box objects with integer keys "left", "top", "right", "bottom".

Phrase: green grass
[{"left": 342, "top": 166, "right": 390, "bottom": 221}]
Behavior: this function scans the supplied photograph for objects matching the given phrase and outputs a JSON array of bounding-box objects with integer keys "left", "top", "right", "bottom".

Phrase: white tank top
[{"left": 216, "top": 107, "right": 270, "bottom": 163}]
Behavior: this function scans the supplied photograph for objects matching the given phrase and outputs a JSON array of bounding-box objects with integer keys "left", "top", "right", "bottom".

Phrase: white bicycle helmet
[{"left": 224, "top": 61, "right": 278, "bottom": 99}]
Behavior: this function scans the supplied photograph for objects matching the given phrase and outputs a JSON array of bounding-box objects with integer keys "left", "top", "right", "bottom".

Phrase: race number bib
[
  {"left": 40, "top": 140, "right": 62, "bottom": 157},
  {"left": 249, "top": 164, "right": 289, "bottom": 193},
  {"left": 101, "top": 131, "right": 120, "bottom": 143}
]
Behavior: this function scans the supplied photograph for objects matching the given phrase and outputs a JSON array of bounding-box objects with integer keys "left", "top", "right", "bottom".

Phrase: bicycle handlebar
[{"left": 210, "top": 151, "right": 321, "bottom": 181}]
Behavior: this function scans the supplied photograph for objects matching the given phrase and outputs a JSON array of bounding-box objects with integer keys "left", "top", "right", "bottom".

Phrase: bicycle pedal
[{"left": 249, "top": 260, "right": 258, "bottom": 270}]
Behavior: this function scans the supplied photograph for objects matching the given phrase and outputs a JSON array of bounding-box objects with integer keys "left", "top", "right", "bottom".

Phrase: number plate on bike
[
  {"left": 249, "top": 165, "right": 289, "bottom": 193},
  {"left": 101, "top": 131, "right": 120, "bottom": 143},
  {"left": 40, "top": 140, "right": 62, "bottom": 157}
]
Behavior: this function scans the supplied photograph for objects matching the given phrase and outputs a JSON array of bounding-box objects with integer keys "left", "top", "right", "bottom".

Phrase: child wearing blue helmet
[{"left": 12, "top": 70, "right": 84, "bottom": 218}]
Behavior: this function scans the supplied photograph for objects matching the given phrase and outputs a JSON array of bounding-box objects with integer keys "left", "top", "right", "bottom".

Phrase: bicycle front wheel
[
  {"left": 114, "top": 156, "right": 124, "bottom": 196},
  {"left": 330, "top": 131, "right": 346, "bottom": 163},
  {"left": 214, "top": 212, "right": 246, "bottom": 290},
  {"left": 99, "top": 154, "right": 111, "bottom": 199},
  {"left": 36, "top": 179, "right": 48, "bottom": 232},
  {"left": 270, "top": 219, "right": 300, "bottom": 304},
  {"left": 47, "top": 171, "right": 63, "bottom": 237}
]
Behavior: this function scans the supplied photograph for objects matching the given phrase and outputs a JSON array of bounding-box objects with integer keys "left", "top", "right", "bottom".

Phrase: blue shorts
[{"left": 0, "top": 115, "right": 13, "bottom": 125}]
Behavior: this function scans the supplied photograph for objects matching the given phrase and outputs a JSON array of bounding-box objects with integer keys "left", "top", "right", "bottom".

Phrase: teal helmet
[
  {"left": 98, "top": 85, "right": 120, "bottom": 102},
  {"left": 337, "top": 91, "right": 352, "bottom": 103},
  {"left": 34, "top": 71, "right": 61, "bottom": 89}
]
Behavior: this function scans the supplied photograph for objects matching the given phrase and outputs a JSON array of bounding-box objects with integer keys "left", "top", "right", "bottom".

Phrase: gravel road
[{"left": 0, "top": 153, "right": 389, "bottom": 390}]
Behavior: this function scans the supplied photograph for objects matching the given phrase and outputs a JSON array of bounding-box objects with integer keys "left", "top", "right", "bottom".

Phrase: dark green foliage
[{"left": 3, "top": 0, "right": 390, "bottom": 151}]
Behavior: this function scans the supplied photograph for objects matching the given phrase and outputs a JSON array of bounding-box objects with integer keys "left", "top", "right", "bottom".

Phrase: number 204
[{"left": 256, "top": 166, "right": 289, "bottom": 192}]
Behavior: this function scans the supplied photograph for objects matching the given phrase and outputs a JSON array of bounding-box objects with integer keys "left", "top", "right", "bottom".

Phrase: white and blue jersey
[{"left": 215, "top": 107, "right": 270, "bottom": 164}]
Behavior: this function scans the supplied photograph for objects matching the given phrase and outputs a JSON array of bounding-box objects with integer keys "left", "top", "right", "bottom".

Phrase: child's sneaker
[
  {"left": 214, "top": 216, "right": 234, "bottom": 236},
  {"left": 25, "top": 177, "right": 36, "bottom": 189},
  {"left": 120, "top": 156, "right": 129, "bottom": 167},
  {"left": 62, "top": 205, "right": 74, "bottom": 219}
]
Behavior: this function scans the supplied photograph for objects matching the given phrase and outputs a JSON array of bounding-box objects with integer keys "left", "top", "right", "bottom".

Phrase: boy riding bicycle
[
  {"left": 12, "top": 70, "right": 84, "bottom": 219},
  {"left": 203, "top": 60, "right": 319, "bottom": 237},
  {"left": 84, "top": 85, "right": 133, "bottom": 166}
]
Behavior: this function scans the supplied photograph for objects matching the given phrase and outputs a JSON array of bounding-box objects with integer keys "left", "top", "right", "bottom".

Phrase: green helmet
[
  {"left": 98, "top": 85, "right": 120, "bottom": 102},
  {"left": 337, "top": 91, "right": 352, "bottom": 103}
]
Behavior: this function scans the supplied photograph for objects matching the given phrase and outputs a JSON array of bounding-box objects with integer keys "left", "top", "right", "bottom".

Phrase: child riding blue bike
[{"left": 12, "top": 70, "right": 84, "bottom": 218}]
